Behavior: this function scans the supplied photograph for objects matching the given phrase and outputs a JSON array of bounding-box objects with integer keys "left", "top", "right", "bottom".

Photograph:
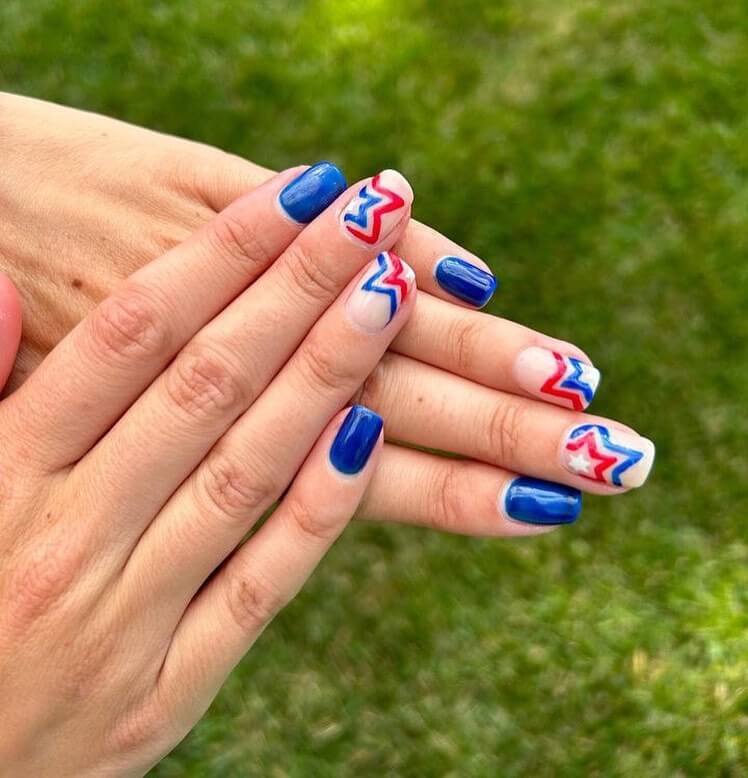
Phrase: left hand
[{"left": 0, "top": 94, "right": 655, "bottom": 536}]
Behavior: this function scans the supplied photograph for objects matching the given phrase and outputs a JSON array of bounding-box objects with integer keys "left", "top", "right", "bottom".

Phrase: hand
[
  {"left": 0, "top": 165, "right": 417, "bottom": 774},
  {"left": 0, "top": 93, "right": 655, "bottom": 536}
]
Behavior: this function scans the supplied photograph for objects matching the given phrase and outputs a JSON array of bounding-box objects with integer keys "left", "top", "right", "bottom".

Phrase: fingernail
[
  {"left": 346, "top": 251, "right": 415, "bottom": 332},
  {"left": 329, "top": 405, "right": 383, "bottom": 475},
  {"left": 560, "top": 423, "right": 655, "bottom": 488},
  {"left": 502, "top": 476, "right": 582, "bottom": 525},
  {"left": 514, "top": 347, "right": 600, "bottom": 411},
  {"left": 434, "top": 256, "right": 497, "bottom": 307},
  {"left": 340, "top": 169, "right": 413, "bottom": 245},
  {"left": 278, "top": 162, "right": 347, "bottom": 224}
]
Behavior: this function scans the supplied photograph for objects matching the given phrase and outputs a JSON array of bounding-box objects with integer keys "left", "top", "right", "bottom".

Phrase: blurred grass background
[{"left": 2, "top": 0, "right": 747, "bottom": 774}]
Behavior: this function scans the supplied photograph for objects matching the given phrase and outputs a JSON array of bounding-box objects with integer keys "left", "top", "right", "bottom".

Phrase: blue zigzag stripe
[
  {"left": 570, "top": 424, "right": 643, "bottom": 487},
  {"left": 361, "top": 253, "right": 398, "bottom": 321},
  {"left": 343, "top": 185, "right": 382, "bottom": 229},
  {"left": 561, "top": 357, "right": 595, "bottom": 403}
]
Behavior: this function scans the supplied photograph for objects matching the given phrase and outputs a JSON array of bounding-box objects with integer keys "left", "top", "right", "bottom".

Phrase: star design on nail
[
  {"left": 541, "top": 353, "right": 599, "bottom": 411},
  {"left": 342, "top": 174, "right": 405, "bottom": 244},
  {"left": 567, "top": 452, "right": 591, "bottom": 474},
  {"left": 360, "top": 252, "right": 411, "bottom": 322},
  {"left": 564, "top": 424, "right": 644, "bottom": 486}
]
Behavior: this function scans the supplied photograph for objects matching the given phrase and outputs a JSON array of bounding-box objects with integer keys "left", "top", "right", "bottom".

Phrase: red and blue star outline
[
  {"left": 566, "top": 424, "right": 643, "bottom": 486},
  {"left": 343, "top": 174, "right": 405, "bottom": 244},
  {"left": 361, "top": 252, "right": 410, "bottom": 323},
  {"left": 541, "top": 352, "right": 596, "bottom": 411}
]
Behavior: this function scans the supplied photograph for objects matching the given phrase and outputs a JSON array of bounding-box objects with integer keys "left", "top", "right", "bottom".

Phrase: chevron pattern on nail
[
  {"left": 360, "top": 251, "right": 411, "bottom": 323},
  {"left": 541, "top": 352, "right": 599, "bottom": 411},
  {"left": 342, "top": 174, "right": 406, "bottom": 244}
]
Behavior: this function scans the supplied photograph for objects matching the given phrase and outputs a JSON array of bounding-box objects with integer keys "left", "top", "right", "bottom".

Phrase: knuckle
[
  {"left": 224, "top": 569, "right": 287, "bottom": 633},
  {"left": 199, "top": 453, "right": 278, "bottom": 522},
  {"left": 486, "top": 400, "right": 525, "bottom": 468},
  {"left": 429, "top": 462, "right": 467, "bottom": 534},
  {"left": 165, "top": 343, "right": 245, "bottom": 422},
  {"left": 208, "top": 211, "right": 273, "bottom": 276},
  {"left": 284, "top": 498, "right": 341, "bottom": 544},
  {"left": 89, "top": 287, "right": 169, "bottom": 365},
  {"left": 301, "top": 340, "right": 360, "bottom": 398},
  {"left": 109, "top": 700, "right": 167, "bottom": 756},
  {"left": 448, "top": 316, "right": 484, "bottom": 374},
  {"left": 7, "top": 540, "right": 81, "bottom": 627},
  {"left": 284, "top": 244, "right": 340, "bottom": 305}
]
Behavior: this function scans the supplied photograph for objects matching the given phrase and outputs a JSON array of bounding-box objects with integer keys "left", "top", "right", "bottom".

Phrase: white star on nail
[{"left": 567, "top": 452, "right": 591, "bottom": 474}]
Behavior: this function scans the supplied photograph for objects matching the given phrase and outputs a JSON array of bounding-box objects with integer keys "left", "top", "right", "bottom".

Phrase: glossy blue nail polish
[
  {"left": 278, "top": 161, "right": 347, "bottom": 224},
  {"left": 329, "top": 405, "right": 383, "bottom": 475},
  {"left": 503, "top": 477, "right": 582, "bottom": 526},
  {"left": 434, "top": 256, "right": 498, "bottom": 307}
]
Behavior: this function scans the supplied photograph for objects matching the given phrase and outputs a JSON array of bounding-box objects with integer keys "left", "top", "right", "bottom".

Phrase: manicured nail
[
  {"left": 434, "top": 256, "right": 497, "bottom": 307},
  {"left": 340, "top": 169, "right": 413, "bottom": 245},
  {"left": 502, "top": 476, "right": 582, "bottom": 525},
  {"left": 329, "top": 405, "right": 383, "bottom": 475},
  {"left": 515, "top": 347, "right": 600, "bottom": 411},
  {"left": 560, "top": 423, "right": 655, "bottom": 488},
  {"left": 278, "top": 162, "right": 347, "bottom": 224},
  {"left": 346, "top": 251, "right": 415, "bottom": 332}
]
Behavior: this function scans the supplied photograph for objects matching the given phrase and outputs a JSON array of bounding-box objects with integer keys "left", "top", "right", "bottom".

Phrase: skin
[
  {"left": 0, "top": 96, "right": 656, "bottom": 773},
  {"left": 0, "top": 93, "right": 650, "bottom": 543},
  {"left": 0, "top": 169, "right": 408, "bottom": 774}
]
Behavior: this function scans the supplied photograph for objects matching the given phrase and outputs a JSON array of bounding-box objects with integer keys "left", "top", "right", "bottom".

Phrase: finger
[
  {"left": 393, "top": 292, "right": 602, "bottom": 411},
  {"left": 73, "top": 168, "right": 412, "bottom": 525},
  {"left": 358, "top": 444, "right": 580, "bottom": 536},
  {"left": 4, "top": 164, "right": 348, "bottom": 469},
  {"left": 359, "top": 353, "right": 655, "bottom": 493},
  {"left": 156, "top": 406, "right": 382, "bottom": 713},
  {"left": 121, "top": 254, "right": 414, "bottom": 610},
  {"left": 0, "top": 272, "right": 23, "bottom": 392}
]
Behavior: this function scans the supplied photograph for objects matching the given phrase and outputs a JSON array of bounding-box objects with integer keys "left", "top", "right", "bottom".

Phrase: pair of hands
[{"left": 0, "top": 93, "right": 654, "bottom": 775}]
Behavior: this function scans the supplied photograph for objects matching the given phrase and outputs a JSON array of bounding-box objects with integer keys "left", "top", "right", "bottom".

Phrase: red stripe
[
  {"left": 344, "top": 174, "right": 405, "bottom": 244},
  {"left": 381, "top": 252, "right": 409, "bottom": 302},
  {"left": 566, "top": 429, "right": 618, "bottom": 482},
  {"left": 540, "top": 351, "right": 584, "bottom": 411}
]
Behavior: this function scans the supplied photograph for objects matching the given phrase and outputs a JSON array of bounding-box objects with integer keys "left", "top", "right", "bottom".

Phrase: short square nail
[
  {"left": 502, "top": 476, "right": 582, "bottom": 525},
  {"left": 278, "top": 162, "right": 347, "bottom": 224},
  {"left": 340, "top": 169, "right": 413, "bottom": 245},
  {"left": 434, "top": 256, "right": 497, "bottom": 307},
  {"left": 514, "top": 347, "right": 600, "bottom": 411},
  {"left": 346, "top": 252, "right": 415, "bottom": 332},
  {"left": 560, "top": 423, "right": 656, "bottom": 488},
  {"left": 329, "top": 406, "right": 383, "bottom": 475}
]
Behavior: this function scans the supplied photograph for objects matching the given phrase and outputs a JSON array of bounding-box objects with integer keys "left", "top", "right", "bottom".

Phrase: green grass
[{"left": 2, "top": 0, "right": 747, "bottom": 774}]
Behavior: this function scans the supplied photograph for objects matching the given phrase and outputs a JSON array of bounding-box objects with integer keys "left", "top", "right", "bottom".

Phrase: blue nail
[
  {"left": 279, "top": 162, "right": 347, "bottom": 224},
  {"left": 329, "top": 405, "right": 383, "bottom": 475},
  {"left": 434, "top": 256, "right": 498, "bottom": 307},
  {"left": 503, "top": 477, "right": 582, "bottom": 526}
]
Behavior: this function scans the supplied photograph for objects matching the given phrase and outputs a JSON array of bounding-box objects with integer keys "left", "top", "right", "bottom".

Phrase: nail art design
[
  {"left": 515, "top": 347, "right": 600, "bottom": 411},
  {"left": 434, "top": 256, "right": 498, "bottom": 308},
  {"left": 346, "top": 252, "right": 415, "bottom": 332},
  {"left": 278, "top": 161, "right": 347, "bottom": 224},
  {"left": 561, "top": 423, "right": 655, "bottom": 488},
  {"left": 502, "top": 476, "right": 582, "bottom": 525},
  {"left": 341, "top": 170, "right": 412, "bottom": 245},
  {"left": 329, "top": 405, "right": 383, "bottom": 475}
]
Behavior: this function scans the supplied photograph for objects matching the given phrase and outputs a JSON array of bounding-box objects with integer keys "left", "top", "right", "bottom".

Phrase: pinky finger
[
  {"left": 358, "top": 444, "right": 582, "bottom": 538},
  {"left": 158, "top": 405, "right": 383, "bottom": 713}
]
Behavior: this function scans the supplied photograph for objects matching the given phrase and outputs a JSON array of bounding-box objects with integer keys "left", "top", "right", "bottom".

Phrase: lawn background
[{"left": 2, "top": 1, "right": 747, "bottom": 775}]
